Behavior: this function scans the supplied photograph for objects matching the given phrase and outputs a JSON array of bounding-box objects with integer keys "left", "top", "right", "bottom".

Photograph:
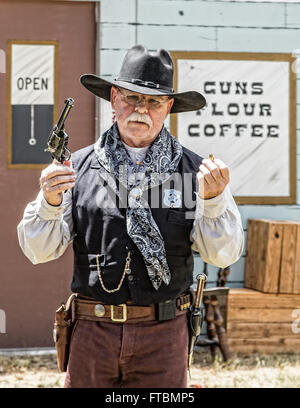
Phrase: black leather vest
[{"left": 70, "top": 144, "right": 203, "bottom": 305}]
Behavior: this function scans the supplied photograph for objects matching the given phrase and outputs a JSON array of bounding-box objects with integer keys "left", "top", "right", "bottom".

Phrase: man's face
[{"left": 110, "top": 86, "right": 174, "bottom": 147}]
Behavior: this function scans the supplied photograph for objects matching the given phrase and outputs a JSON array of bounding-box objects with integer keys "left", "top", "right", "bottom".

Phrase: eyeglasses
[{"left": 117, "top": 87, "right": 171, "bottom": 110}]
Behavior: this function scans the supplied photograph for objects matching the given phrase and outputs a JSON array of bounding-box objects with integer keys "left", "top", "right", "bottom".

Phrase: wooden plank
[
  {"left": 280, "top": 223, "right": 297, "bottom": 293},
  {"left": 263, "top": 220, "right": 300, "bottom": 225},
  {"left": 244, "top": 219, "right": 264, "bottom": 290},
  {"left": 255, "top": 219, "right": 266, "bottom": 291},
  {"left": 255, "top": 219, "right": 265, "bottom": 291},
  {"left": 227, "top": 307, "right": 296, "bottom": 323},
  {"left": 264, "top": 221, "right": 283, "bottom": 293},
  {"left": 229, "top": 288, "right": 262, "bottom": 295},
  {"left": 227, "top": 322, "right": 294, "bottom": 338},
  {"left": 228, "top": 288, "right": 300, "bottom": 309},
  {"left": 244, "top": 219, "right": 255, "bottom": 289},
  {"left": 228, "top": 345, "right": 297, "bottom": 354},
  {"left": 228, "top": 295, "right": 300, "bottom": 309},
  {"left": 251, "top": 219, "right": 260, "bottom": 290},
  {"left": 228, "top": 338, "right": 300, "bottom": 354},
  {"left": 228, "top": 337, "right": 300, "bottom": 348},
  {"left": 293, "top": 224, "right": 300, "bottom": 294},
  {"left": 244, "top": 219, "right": 283, "bottom": 293}
]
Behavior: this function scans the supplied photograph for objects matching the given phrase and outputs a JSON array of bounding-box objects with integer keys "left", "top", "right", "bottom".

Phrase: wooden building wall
[
  {"left": 98, "top": 0, "right": 300, "bottom": 289},
  {"left": 0, "top": 0, "right": 96, "bottom": 348}
]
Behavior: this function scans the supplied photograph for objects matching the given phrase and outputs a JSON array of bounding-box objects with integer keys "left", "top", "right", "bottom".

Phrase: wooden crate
[
  {"left": 226, "top": 288, "right": 300, "bottom": 354},
  {"left": 244, "top": 219, "right": 300, "bottom": 294}
]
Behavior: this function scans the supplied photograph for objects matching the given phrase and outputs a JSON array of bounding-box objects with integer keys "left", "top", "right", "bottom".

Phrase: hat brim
[{"left": 80, "top": 74, "right": 206, "bottom": 114}]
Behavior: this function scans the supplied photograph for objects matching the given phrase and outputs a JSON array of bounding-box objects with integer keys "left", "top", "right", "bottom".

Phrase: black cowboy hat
[{"left": 80, "top": 45, "right": 206, "bottom": 114}]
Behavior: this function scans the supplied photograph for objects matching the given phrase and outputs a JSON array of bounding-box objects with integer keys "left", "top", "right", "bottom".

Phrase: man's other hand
[{"left": 197, "top": 157, "right": 230, "bottom": 200}]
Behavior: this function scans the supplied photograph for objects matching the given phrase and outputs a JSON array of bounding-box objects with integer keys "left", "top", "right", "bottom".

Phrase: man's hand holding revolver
[
  {"left": 39, "top": 161, "right": 76, "bottom": 206},
  {"left": 42, "top": 97, "right": 75, "bottom": 206}
]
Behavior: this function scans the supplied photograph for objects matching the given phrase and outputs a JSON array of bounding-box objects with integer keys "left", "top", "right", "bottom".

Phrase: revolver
[{"left": 45, "top": 98, "right": 74, "bottom": 163}]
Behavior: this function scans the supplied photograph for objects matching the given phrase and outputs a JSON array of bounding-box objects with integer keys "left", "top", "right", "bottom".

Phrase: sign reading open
[{"left": 7, "top": 41, "right": 58, "bottom": 168}]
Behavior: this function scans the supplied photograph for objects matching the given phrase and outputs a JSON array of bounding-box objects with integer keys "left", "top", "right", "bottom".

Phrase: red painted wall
[{"left": 0, "top": 0, "right": 96, "bottom": 347}]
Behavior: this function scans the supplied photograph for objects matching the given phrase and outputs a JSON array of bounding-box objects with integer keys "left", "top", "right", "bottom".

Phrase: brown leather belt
[{"left": 73, "top": 293, "right": 191, "bottom": 324}]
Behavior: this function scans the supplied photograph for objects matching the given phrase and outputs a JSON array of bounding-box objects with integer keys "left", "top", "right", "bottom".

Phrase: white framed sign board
[
  {"left": 170, "top": 52, "right": 297, "bottom": 205},
  {"left": 7, "top": 40, "right": 58, "bottom": 168}
]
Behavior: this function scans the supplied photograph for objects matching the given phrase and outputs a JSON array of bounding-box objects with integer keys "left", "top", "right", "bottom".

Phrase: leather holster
[{"left": 53, "top": 293, "right": 78, "bottom": 372}]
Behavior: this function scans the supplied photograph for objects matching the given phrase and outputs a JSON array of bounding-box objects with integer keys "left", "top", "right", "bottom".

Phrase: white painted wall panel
[
  {"left": 101, "top": 0, "right": 136, "bottom": 23},
  {"left": 238, "top": 204, "right": 300, "bottom": 229},
  {"left": 138, "top": 0, "right": 285, "bottom": 28},
  {"left": 137, "top": 25, "right": 217, "bottom": 50},
  {"left": 286, "top": 3, "right": 300, "bottom": 27},
  {"left": 297, "top": 153, "right": 300, "bottom": 180},
  {"left": 296, "top": 130, "right": 300, "bottom": 155},
  {"left": 100, "top": 24, "right": 136, "bottom": 49},
  {"left": 194, "top": 255, "right": 246, "bottom": 284},
  {"left": 99, "top": 49, "right": 127, "bottom": 76},
  {"left": 217, "top": 27, "right": 300, "bottom": 52}
]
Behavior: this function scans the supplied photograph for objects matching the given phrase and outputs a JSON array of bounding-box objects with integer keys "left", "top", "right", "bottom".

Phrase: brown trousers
[{"left": 64, "top": 313, "right": 189, "bottom": 388}]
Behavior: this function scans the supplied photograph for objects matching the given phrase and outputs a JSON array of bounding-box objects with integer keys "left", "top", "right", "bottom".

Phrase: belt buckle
[{"left": 111, "top": 304, "right": 127, "bottom": 322}]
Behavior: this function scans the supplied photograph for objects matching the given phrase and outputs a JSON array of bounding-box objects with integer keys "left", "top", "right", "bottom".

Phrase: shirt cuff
[
  {"left": 195, "top": 185, "right": 229, "bottom": 219},
  {"left": 35, "top": 190, "right": 64, "bottom": 220}
]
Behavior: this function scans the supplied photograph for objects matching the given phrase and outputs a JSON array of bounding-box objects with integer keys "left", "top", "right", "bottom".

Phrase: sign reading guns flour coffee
[
  {"left": 7, "top": 41, "right": 58, "bottom": 168},
  {"left": 170, "top": 52, "right": 297, "bottom": 205}
]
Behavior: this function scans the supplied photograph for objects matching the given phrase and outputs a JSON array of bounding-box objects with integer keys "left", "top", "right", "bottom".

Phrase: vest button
[{"left": 128, "top": 275, "right": 134, "bottom": 282}]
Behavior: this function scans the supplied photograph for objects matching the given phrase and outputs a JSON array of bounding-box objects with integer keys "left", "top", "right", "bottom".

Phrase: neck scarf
[{"left": 94, "top": 122, "right": 182, "bottom": 290}]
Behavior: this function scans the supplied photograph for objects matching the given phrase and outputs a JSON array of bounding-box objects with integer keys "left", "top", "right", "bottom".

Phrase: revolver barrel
[
  {"left": 45, "top": 98, "right": 74, "bottom": 163},
  {"left": 56, "top": 98, "right": 75, "bottom": 132}
]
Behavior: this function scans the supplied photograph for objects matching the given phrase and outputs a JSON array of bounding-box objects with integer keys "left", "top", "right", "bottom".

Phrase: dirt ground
[{"left": 1, "top": 350, "right": 300, "bottom": 388}]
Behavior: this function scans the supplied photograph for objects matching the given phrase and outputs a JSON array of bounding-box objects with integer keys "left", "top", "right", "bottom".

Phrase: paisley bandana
[{"left": 94, "top": 122, "right": 183, "bottom": 290}]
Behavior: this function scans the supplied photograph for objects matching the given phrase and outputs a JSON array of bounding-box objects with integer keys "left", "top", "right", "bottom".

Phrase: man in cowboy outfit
[{"left": 18, "top": 45, "right": 244, "bottom": 388}]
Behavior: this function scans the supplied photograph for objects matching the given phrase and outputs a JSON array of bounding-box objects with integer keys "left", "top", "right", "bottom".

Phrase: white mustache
[{"left": 125, "top": 112, "right": 153, "bottom": 128}]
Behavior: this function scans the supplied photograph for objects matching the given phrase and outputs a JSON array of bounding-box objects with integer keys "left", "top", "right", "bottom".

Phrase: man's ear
[
  {"left": 166, "top": 98, "right": 174, "bottom": 115},
  {"left": 110, "top": 86, "right": 117, "bottom": 110}
]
